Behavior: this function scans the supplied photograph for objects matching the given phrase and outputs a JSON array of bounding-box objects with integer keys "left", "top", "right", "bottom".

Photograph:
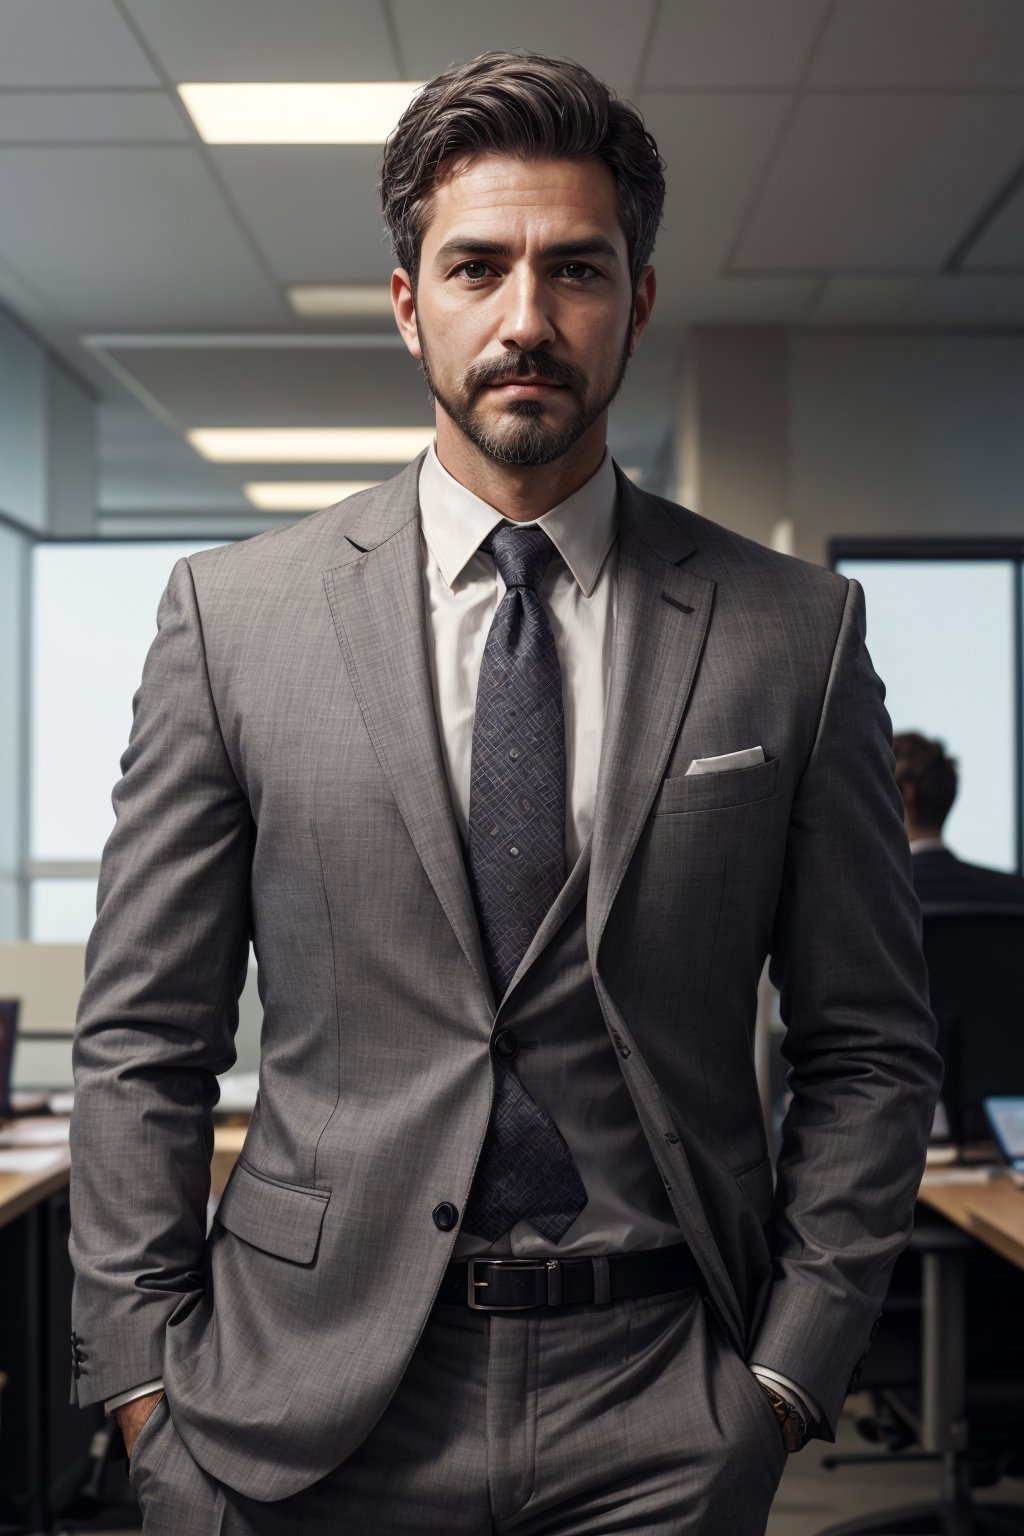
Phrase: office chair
[{"left": 817, "top": 905, "right": 1024, "bottom": 1536}]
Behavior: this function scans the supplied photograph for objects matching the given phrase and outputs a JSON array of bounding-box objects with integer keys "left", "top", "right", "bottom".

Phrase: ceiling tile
[
  {"left": 388, "top": 0, "right": 656, "bottom": 96},
  {"left": 638, "top": 93, "right": 792, "bottom": 277},
  {"left": 0, "top": 0, "right": 159, "bottom": 87},
  {"left": 733, "top": 95, "right": 1024, "bottom": 271},
  {"left": 964, "top": 183, "right": 1024, "bottom": 271},
  {"left": 92, "top": 342, "right": 431, "bottom": 429},
  {"left": 0, "top": 147, "right": 285, "bottom": 327},
  {"left": 211, "top": 146, "right": 391, "bottom": 284},
  {"left": 643, "top": 0, "right": 829, "bottom": 90},
  {"left": 123, "top": 0, "right": 398, "bottom": 82},
  {"left": 905, "top": 275, "right": 1024, "bottom": 325},
  {"left": 809, "top": 278, "right": 925, "bottom": 325},
  {"left": 0, "top": 91, "right": 189, "bottom": 143},
  {"left": 810, "top": 0, "right": 1024, "bottom": 89}
]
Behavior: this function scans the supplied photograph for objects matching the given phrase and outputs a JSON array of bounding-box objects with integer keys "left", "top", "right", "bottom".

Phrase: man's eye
[
  {"left": 457, "top": 262, "right": 492, "bottom": 281},
  {"left": 558, "top": 263, "right": 599, "bottom": 283}
]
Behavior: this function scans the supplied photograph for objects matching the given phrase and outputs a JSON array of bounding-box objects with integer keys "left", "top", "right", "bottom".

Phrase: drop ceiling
[{"left": 0, "top": 0, "right": 1021, "bottom": 531}]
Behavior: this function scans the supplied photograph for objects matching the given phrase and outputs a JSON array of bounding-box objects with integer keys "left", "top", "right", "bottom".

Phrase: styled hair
[
  {"left": 380, "top": 52, "right": 665, "bottom": 288},
  {"left": 893, "top": 731, "right": 959, "bottom": 829}
]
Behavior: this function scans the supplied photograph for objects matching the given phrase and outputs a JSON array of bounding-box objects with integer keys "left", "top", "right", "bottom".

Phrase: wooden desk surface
[
  {"left": 918, "top": 1179, "right": 1024, "bottom": 1271},
  {"left": 4, "top": 1118, "right": 1023, "bottom": 1275},
  {"left": 0, "top": 1154, "right": 70, "bottom": 1231},
  {"left": 0, "top": 1119, "right": 251, "bottom": 1228}
]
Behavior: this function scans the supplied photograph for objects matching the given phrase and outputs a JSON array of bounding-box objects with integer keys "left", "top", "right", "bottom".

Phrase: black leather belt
[{"left": 437, "top": 1242, "right": 699, "bottom": 1312}]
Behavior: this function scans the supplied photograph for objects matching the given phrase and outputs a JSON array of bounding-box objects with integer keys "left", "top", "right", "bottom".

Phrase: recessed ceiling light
[
  {"left": 188, "top": 427, "right": 434, "bottom": 462},
  {"left": 288, "top": 285, "right": 393, "bottom": 319},
  {"left": 178, "top": 82, "right": 424, "bottom": 144},
  {"left": 245, "top": 481, "right": 379, "bottom": 510}
]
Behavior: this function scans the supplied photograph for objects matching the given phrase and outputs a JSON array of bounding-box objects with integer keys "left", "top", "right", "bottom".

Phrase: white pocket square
[{"left": 684, "top": 746, "right": 765, "bottom": 777}]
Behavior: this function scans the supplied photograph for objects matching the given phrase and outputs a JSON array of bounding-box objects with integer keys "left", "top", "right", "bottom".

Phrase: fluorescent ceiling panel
[
  {"left": 178, "top": 82, "right": 424, "bottom": 144},
  {"left": 189, "top": 427, "right": 433, "bottom": 462},
  {"left": 288, "top": 284, "right": 393, "bottom": 318},
  {"left": 245, "top": 481, "right": 378, "bottom": 509}
]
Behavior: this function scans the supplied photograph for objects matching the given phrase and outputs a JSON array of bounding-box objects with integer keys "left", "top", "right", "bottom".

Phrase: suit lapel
[
  {"left": 588, "top": 475, "right": 716, "bottom": 960},
  {"left": 323, "top": 462, "right": 494, "bottom": 1010}
]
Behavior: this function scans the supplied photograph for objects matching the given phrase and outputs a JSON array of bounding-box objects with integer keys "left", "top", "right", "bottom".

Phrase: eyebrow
[{"left": 432, "top": 236, "right": 621, "bottom": 268}]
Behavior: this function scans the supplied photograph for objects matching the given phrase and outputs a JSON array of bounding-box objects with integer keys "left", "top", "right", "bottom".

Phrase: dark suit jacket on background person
[
  {"left": 68, "top": 458, "right": 942, "bottom": 1501},
  {"left": 910, "top": 843, "right": 1024, "bottom": 908}
]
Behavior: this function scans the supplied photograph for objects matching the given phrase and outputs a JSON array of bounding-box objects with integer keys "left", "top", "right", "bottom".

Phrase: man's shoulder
[
  {"left": 186, "top": 475, "right": 405, "bottom": 586},
  {"left": 633, "top": 488, "right": 849, "bottom": 614}
]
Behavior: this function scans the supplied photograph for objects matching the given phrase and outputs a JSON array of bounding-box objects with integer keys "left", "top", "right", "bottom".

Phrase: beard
[{"left": 418, "top": 326, "right": 632, "bottom": 468}]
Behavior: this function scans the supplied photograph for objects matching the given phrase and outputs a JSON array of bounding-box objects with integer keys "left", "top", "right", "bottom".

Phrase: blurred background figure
[{"left": 894, "top": 731, "right": 1024, "bottom": 907}]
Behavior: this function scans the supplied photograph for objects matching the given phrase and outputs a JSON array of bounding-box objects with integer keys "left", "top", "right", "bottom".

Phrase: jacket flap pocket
[
  {"left": 654, "top": 756, "right": 779, "bottom": 816},
  {"left": 734, "top": 1155, "right": 774, "bottom": 1227},
  {"left": 215, "top": 1158, "right": 329, "bottom": 1264}
]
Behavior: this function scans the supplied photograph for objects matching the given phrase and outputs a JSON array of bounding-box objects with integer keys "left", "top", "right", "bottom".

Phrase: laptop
[{"left": 984, "top": 1097, "right": 1024, "bottom": 1174}]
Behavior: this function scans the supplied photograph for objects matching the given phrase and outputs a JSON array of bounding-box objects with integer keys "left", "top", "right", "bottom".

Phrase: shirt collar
[
  {"left": 909, "top": 837, "right": 947, "bottom": 855},
  {"left": 418, "top": 441, "right": 618, "bottom": 597}
]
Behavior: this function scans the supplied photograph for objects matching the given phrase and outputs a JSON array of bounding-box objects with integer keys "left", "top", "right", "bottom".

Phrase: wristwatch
[{"left": 759, "top": 1384, "right": 808, "bottom": 1452}]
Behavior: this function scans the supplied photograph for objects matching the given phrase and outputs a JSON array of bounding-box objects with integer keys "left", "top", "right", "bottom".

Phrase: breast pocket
[{"left": 653, "top": 756, "right": 780, "bottom": 816}]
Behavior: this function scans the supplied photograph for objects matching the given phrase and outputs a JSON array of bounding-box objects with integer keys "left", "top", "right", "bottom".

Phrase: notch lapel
[
  {"left": 323, "top": 465, "right": 493, "bottom": 1010},
  {"left": 588, "top": 477, "right": 715, "bottom": 960}
]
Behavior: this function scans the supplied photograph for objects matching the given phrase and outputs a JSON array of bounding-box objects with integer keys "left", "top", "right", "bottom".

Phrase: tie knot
[{"left": 484, "top": 523, "right": 556, "bottom": 591}]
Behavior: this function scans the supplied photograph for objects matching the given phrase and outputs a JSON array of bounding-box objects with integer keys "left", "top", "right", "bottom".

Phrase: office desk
[
  {"left": 0, "top": 1120, "right": 246, "bottom": 1531},
  {"left": 918, "top": 1179, "right": 1024, "bottom": 1272}
]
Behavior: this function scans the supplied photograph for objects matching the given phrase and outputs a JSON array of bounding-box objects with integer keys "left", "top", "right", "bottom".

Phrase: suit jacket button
[
  {"left": 493, "top": 1029, "right": 519, "bottom": 1060},
  {"left": 432, "top": 1202, "right": 459, "bottom": 1232}
]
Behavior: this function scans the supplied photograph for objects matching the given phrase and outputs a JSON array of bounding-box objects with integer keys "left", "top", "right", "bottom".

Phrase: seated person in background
[{"left": 894, "top": 730, "right": 1024, "bottom": 906}]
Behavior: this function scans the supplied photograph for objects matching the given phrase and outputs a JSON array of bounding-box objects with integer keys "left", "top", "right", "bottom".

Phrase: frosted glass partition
[
  {"left": 838, "top": 560, "right": 1016, "bottom": 873},
  {"left": 31, "top": 542, "right": 224, "bottom": 864}
]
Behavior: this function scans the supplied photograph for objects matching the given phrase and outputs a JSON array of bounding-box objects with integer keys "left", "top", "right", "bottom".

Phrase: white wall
[{"left": 789, "top": 335, "right": 1024, "bottom": 567}]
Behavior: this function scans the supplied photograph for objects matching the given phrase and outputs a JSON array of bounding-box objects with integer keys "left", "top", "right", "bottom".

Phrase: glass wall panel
[
  {"left": 838, "top": 559, "right": 1016, "bottom": 872},
  {"left": 31, "top": 541, "right": 223, "bottom": 862},
  {"left": 30, "top": 878, "right": 99, "bottom": 942}
]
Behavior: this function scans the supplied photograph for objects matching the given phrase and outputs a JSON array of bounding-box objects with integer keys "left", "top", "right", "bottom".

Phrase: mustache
[{"left": 464, "top": 351, "right": 587, "bottom": 394}]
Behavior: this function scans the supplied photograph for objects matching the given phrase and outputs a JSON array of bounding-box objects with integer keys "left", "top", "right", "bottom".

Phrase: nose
[{"left": 497, "top": 268, "right": 556, "bottom": 354}]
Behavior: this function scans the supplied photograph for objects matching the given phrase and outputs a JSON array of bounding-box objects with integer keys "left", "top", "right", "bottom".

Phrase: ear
[
  {"left": 628, "top": 266, "right": 656, "bottom": 356},
  {"left": 391, "top": 268, "right": 421, "bottom": 360}
]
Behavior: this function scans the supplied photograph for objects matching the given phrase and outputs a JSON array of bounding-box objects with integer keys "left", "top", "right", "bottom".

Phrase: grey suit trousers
[{"left": 129, "top": 1287, "right": 786, "bottom": 1535}]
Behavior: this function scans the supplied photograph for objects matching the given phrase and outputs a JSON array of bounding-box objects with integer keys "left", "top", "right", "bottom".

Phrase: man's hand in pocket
[{"left": 117, "top": 1389, "right": 165, "bottom": 1459}]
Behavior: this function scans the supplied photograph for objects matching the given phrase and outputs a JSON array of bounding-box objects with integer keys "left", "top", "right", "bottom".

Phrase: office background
[{"left": 1, "top": 3, "right": 1024, "bottom": 1533}]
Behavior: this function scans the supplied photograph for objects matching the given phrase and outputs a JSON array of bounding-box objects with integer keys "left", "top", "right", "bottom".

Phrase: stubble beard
[{"left": 417, "top": 325, "right": 633, "bottom": 469}]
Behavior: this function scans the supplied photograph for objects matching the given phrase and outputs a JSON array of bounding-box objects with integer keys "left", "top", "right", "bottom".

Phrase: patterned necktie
[{"left": 461, "top": 523, "right": 588, "bottom": 1243}]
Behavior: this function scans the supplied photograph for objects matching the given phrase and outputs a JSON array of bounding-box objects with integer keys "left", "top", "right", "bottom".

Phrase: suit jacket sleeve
[
  {"left": 69, "top": 558, "right": 254, "bottom": 1407},
  {"left": 752, "top": 577, "right": 942, "bottom": 1435}
]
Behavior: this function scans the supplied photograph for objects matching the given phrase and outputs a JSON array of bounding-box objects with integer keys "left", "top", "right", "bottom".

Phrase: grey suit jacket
[{"left": 69, "top": 459, "right": 941, "bottom": 1500}]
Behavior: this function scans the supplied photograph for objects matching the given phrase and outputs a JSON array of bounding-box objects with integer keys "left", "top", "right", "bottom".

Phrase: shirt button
[
  {"left": 493, "top": 1028, "right": 519, "bottom": 1060},
  {"left": 432, "top": 1202, "right": 459, "bottom": 1232},
  {"left": 508, "top": 747, "right": 521, "bottom": 762},
  {"left": 509, "top": 846, "right": 520, "bottom": 858}
]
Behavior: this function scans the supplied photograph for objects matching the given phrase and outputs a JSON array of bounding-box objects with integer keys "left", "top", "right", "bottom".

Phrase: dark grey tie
[{"left": 461, "top": 523, "right": 588, "bottom": 1244}]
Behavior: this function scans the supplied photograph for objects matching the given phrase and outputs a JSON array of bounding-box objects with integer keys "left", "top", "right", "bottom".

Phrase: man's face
[{"left": 392, "top": 154, "right": 653, "bottom": 469}]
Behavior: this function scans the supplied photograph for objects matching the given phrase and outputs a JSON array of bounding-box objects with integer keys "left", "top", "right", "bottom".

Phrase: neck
[
  {"left": 434, "top": 412, "right": 608, "bottom": 521},
  {"left": 907, "top": 822, "right": 944, "bottom": 845}
]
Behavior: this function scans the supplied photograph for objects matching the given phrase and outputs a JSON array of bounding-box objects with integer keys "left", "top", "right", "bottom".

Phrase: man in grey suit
[{"left": 70, "top": 51, "right": 942, "bottom": 1534}]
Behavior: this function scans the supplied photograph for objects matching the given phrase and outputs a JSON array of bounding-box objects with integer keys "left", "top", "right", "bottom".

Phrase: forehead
[{"left": 421, "top": 153, "right": 624, "bottom": 248}]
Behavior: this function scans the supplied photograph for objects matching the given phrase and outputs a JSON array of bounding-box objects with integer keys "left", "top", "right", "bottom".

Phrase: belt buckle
[{"left": 466, "top": 1257, "right": 563, "bottom": 1311}]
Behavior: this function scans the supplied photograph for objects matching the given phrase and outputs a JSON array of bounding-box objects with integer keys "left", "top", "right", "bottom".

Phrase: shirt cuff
[
  {"left": 750, "top": 1365, "right": 821, "bottom": 1430},
  {"left": 105, "top": 1379, "right": 165, "bottom": 1416}
]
